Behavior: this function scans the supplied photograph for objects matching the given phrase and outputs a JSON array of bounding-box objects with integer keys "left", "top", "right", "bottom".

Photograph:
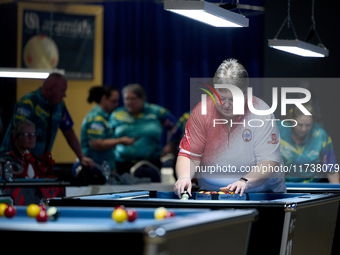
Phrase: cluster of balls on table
[
  {"left": 0, "top": 203, "right": 176, "bottom": 224},
  {"left": 179, "top": 190, "right": 234, "bottom": 200},
  {"left": 112, "top": 205, "right": 176, "bottom": 223},
  {"left": 0, "top": 203, "right": 59, "bottom": 222}
]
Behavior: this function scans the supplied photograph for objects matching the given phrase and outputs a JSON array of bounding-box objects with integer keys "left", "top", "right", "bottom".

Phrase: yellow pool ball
[
  {"left": 27, "top": 204, "right": 40, "bottom": 218},
  {"left": 0, "top": 203, "right": 8, "bottom": 217},
  {"left": 112, "top": 208, "right": 128, "bottom": 223},
  {"left": 154, "top": 207, "right": 168, "bottom": 220}
]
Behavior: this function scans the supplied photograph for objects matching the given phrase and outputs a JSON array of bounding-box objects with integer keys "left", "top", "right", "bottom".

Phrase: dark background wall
[
  {"left": 101, "top": 0, "right": 265, "bottom": 119},
  {"left": 0, "top": 4, "right": 17, "bottom": 141}
]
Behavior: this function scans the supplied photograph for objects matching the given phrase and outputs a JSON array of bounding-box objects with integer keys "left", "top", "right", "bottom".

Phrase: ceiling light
[
  {"left": 164, "top": 0, "right": 249, "bottom": 27},
  {"left": 268, "top": 0, "right": 328, "bottom": 57},
  {"left": 268, "top": 39, "right": 328, "bottom": 57},
  {"left": 0, "top": 68, "right": 65, "bottom": 79}
]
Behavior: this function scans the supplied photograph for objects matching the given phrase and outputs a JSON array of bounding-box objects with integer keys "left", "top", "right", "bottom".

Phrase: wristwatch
[{"left": 239, "top": 177, "right": 249, "bottom": 187}]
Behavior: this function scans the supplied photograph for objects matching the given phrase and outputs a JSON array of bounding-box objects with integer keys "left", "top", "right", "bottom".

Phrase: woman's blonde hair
[
  {"left": 287, "top": 102, "right": 316, "bottom": 120},
  {"left": 12, "top": 120, "right": 35, "bottom": 137}
]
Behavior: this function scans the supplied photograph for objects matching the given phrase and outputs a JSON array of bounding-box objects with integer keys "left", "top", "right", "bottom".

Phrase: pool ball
[
  {"left": 181, "top": 193, "right": 189, "bottom": 200},
  {"left": 46, "top": 207, "right": 60, "bottom": 221},
  {"left": 154, "top": 207, "right": 168, "bottom": 220},
  {"left": 115, "top": 205, "right": 126, "bottom": 210},
  {"left": 5, "top": 205, "right": 17, "bottom": 218},
  {"left": 0, "top": 203, "right": 8, "bottom": 217},
  {"left": 27, "top": 204, "right": 40, "bottom": 218},
  {"left": 165, "top": 211, "right": 176, "bottom": 218},
  {"left": 126, "top": 209, "right": 138, "bottom": 222},
  {"left": 36, "top": 210, "right": 49, "bottom": 222},
  {"left": 38, "top": 204, "right": 47, "bottom": 211},
  {"left": 112, "top": 208, "right": 128, "bottom": 223}
]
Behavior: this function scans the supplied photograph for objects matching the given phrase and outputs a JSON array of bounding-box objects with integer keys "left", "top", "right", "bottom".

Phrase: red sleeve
[
  {"left": 178, "top": 118, "right": 191, "bottom": 158},
  {"left": 178, "top": 105, "right": 206, "bottom": 160}
]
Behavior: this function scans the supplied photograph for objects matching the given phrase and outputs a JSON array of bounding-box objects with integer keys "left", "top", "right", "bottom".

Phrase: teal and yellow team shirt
[
  {"left": 170, "top": 111, "right": 190, "bottom": 146},
  {"left": 81, "top": 105, "right": 116, "bottom": 170},
  {"left": 109, "top": 103, "right": 177, "bottom": 164},
  {"left": 0, "top": 88, "right": 73, "bottom": 157},
  {"left": 278, "top": 122, "right": 337, "bottom": 182}
]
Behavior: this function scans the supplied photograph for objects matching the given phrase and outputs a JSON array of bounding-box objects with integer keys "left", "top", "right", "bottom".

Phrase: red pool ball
[
  {"left": 38, "top": 204, "right": 46, "bottom": 211},
  {"left": 37, "top": 210, "right": 49, "bottom": 222},
  {"left": 165, "top": 211, "right": 176, "bottom": 218},
  {"left": 127, "top": 209, "right": 138, "bottom": 222},
  {"left": 5, "top": 205, "right": 17, "bottom": 218},
  {"left": 115, "top": 205, "right": 125, "bottom": 210}
]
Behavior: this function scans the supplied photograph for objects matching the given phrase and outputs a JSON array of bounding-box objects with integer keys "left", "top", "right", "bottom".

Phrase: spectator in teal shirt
[
  {"left": 81, "top": 86, "right": 134, "bottom": 175},
  {"left": 109, "top": 84, "right": 177, "bottom": 175},
  {"left": 278, "top": 103, "right": 339, "bottom": 183}
]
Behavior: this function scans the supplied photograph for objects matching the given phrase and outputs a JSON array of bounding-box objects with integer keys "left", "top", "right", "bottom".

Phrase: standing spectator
[{"left": 81, "top": 86, "right": 134, "bottom": 177}]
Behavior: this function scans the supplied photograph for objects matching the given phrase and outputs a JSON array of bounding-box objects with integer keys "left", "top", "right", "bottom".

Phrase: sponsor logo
[
  {"left": 267, "top": 133, "right": 279, "bottom": 144},
  {"left": 242, "top": 129, "right": 252, "bottom": 142}
]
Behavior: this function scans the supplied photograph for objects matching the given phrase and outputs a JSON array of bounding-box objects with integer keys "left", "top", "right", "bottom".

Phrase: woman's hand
[
  {"left": 174, "top": 177, "right": 192, "bottom": 198},
  {"left": 221, "top": 180, "right": 248, "bottom": 196}
]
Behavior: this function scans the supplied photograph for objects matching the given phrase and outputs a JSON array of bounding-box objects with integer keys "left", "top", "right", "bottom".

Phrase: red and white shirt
[{"left": 179, "top": 96, "right": 286, "bottom": 192}]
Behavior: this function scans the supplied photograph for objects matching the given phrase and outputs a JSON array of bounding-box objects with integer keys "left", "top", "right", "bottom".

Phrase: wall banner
[{"left": 21, "top": 6, "right": 95, "bottom": 80}]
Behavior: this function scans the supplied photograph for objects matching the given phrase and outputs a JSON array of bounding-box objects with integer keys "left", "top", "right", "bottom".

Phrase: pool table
[
  {"left": 48, "top": 191, "right": 340, "bottom": 255},
  {"left": 0, "top": 178, "right": 68, "bottom": 205},
  {"left": 286, "top": 182, "right": 340, "bottom": 193},
  {"left": 0, "top": 206, "right": 257, "bottom": 255},
  {"left": 286, "top": 182, "right": 340, "bottom": 255}
]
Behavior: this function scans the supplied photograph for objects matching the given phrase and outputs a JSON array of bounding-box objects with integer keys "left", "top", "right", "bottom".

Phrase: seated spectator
[
  {"left": 109, "top": 84, "right": 177, "bottom": 181},
  {"left": 0, "top": 73, "right": 94, "bottom": 169},
  {"left": 0, "top": 120, "right": 64, "bottom": 204},
  {"left": 0, "top": 120, "right": 55, "bottom": 179},
  {"left": 80, "top": 86, "right": 134, "bottom": 183},
  {"left": 278, "top": 103, "right": 339, "bottom": 183}
]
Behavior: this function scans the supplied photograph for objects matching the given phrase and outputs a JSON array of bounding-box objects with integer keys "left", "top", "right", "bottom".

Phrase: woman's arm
[
  {"left": 174, "top": 156, "right": 199, "bottom": 198},
  {"left": 221, "top": 160, "right": 280, "bottom": 196},
  {"left": 89, "top": 137, "right": 134, "bottom": 151}
]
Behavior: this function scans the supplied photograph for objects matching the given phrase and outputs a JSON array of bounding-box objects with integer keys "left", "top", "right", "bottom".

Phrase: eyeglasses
[{"left": 17, "top": 132, "right": 36, "bottom": 138}]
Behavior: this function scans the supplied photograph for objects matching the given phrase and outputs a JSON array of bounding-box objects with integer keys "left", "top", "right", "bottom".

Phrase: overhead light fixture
[
  {"left": 164, "top": 0, "right": 249, "bottom": 27},
  {"left": 0, "top": 68, "right": 65, "bottom": 79},
  {"left": 268, "top": 0, "right": 328, "bottom": 57},
  {"left": 268, "top": 39, "right": 328, "bottom": 57}
]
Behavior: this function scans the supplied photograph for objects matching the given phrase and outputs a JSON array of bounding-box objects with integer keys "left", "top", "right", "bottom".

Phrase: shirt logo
[
  {"left": 17, "top": 107, "right": 31, "bottom": 117},
  {"left": 145, "top": 113, "right": 157, "bottom": 120},
  {"left": 90, "top": 123, "right": 104, "bottom": 131},
  {"left": 242, "top": 129, "right": 252, "bottom": 142},
  {"left": 268, "top": 133, "right": 279, "bottom": 144},
  {"left": 307, "top": 150, "right": 319, "bottom": 158}
]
